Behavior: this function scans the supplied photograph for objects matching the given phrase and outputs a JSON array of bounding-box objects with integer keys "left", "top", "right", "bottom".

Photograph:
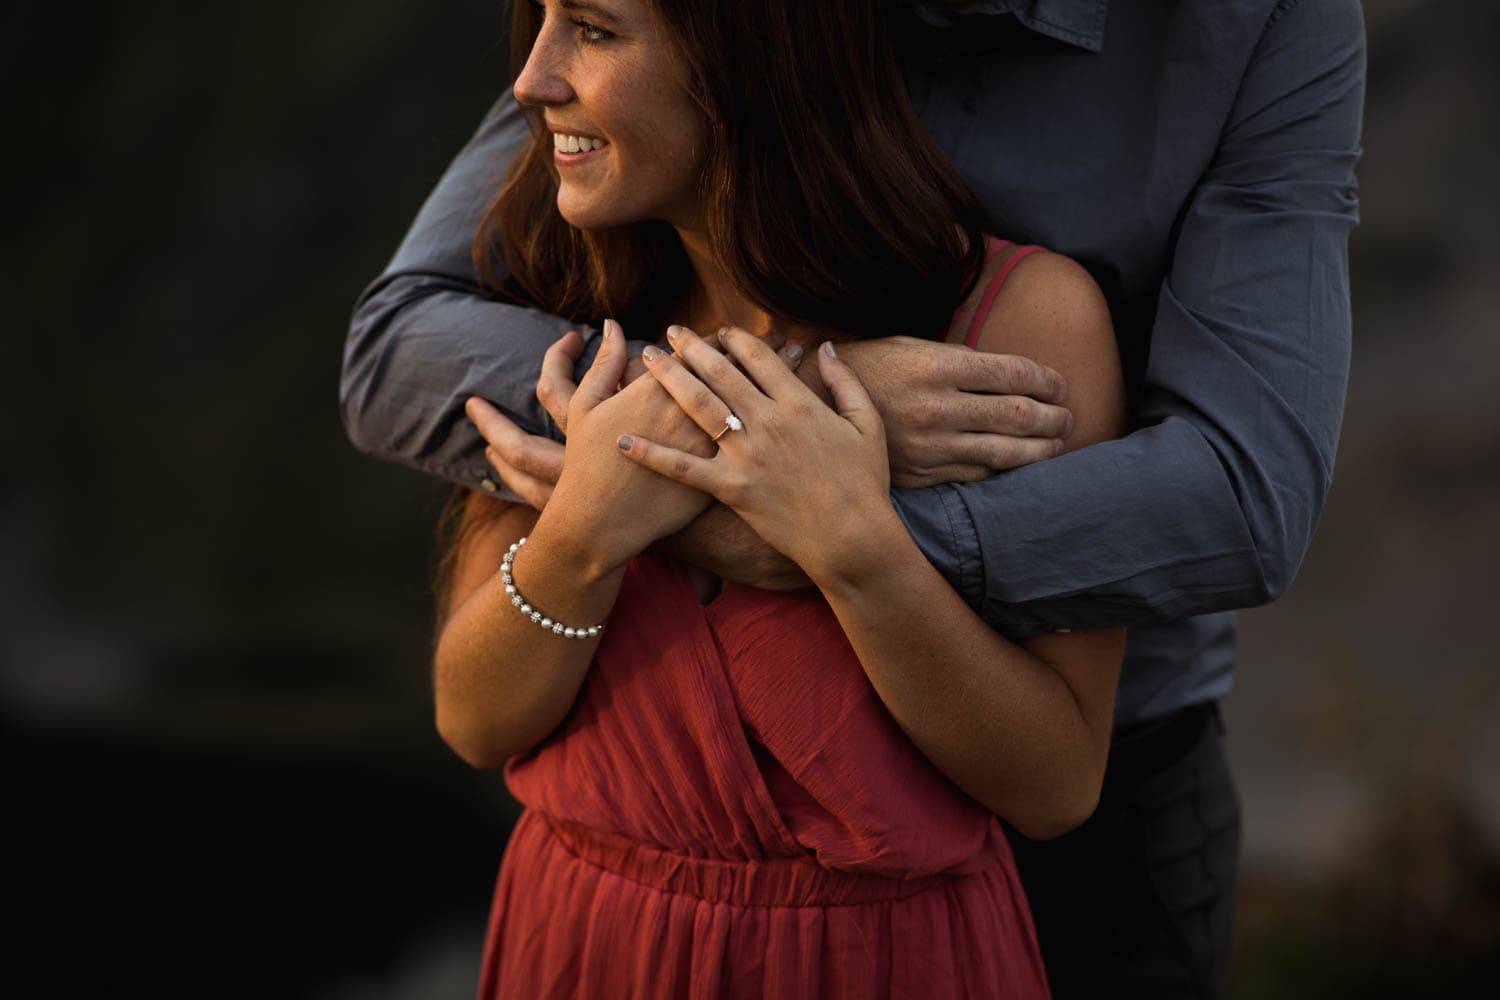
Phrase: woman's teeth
[{"left": 553, "top": 133, "right": 608, "bottom": 153}]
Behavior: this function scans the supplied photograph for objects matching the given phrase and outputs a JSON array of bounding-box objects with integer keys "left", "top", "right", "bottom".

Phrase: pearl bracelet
[{"left": 501, "top": 537, "right": 605, "bottom": 639}]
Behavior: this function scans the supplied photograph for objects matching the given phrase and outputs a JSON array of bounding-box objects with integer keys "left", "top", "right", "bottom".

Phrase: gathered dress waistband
[{"left": 538, "top": 812, "right": 987, "bottom": 909}]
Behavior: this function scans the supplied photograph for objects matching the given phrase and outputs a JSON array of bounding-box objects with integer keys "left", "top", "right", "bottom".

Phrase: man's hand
[
  {"left": 468, "top": 397, "right": 565, "bottom": 511},
  {"left": 823, "top": 337, "right": 1074, "bottom": 488},
  {"left": 467, "top": 330, "right": 661, "bottom": 510},
  {"left": 650, "top": 504, "right": 811, "bottom": 591}
]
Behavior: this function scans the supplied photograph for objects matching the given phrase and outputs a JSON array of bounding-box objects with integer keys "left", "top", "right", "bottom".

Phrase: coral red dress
[{"left": 480, "top": 242, "right": 1050, "bottom": 999}]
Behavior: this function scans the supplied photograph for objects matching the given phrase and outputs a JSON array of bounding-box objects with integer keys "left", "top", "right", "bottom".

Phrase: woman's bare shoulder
[{"left": 974, "top": 247, "right": 1128, "bottom": 450}]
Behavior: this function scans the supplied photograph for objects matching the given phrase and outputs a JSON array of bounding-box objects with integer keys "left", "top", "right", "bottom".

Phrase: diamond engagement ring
[{"left": 711, "top": 412, "right": 743, "bottom": 441}]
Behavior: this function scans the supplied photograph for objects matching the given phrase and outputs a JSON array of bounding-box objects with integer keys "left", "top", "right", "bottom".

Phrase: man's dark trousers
[{"left": 1007, "top": 703, "right": 1241, "bottom": 999}]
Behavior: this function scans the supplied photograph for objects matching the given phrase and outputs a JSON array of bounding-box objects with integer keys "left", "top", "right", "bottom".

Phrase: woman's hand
[
  {"left": 511, "top": 320, "right": 720, "bottom": 577},
  {"left": 617, "top": 325, "right": 894, "bottom": 586}
]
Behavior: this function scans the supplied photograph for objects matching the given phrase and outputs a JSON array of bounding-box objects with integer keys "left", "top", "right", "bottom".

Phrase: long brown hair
[
  {"left": 442, "top": 0, "right": 990, "bottom": 622},
  {"left": 473, "top": 0, "right": 988, "bottom": 341}
]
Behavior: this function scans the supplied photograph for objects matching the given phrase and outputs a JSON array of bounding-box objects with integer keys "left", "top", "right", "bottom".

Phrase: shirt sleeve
[
  {"left": 340, "top": 90, "right": 620, "bottom": 491},
  {"left": 892, "top": 0, "right": 1366, "bottom": 636}
]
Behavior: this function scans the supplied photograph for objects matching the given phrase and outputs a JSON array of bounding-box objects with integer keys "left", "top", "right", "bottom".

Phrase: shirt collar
[{"left": 909, "top": 0, "right": 1109, "bottom": 53}]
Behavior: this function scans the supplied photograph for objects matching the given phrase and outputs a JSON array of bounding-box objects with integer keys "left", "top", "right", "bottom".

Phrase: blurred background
[{"left": 8, "top": 0, "right": 1497, "bottom": 995}]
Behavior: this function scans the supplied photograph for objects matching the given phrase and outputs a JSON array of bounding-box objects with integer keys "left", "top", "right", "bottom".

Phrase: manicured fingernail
[
  {"left": 666, "top": 325, "right": 683, "bottom": 341},
  {"left": 617, "top": 435, "right": 634, "bottom": 450},
  {"left": 822, "top": 341, "right": 837, "bottom": 358},
  {"left": 785, "top": 344, "right": 803, "bottom": 364},
  {"left": 642, "top": 344, "right": 663, "bottom": 361},
  {"left": 604, "top": 318, "right": 619, "bottom": 339}
]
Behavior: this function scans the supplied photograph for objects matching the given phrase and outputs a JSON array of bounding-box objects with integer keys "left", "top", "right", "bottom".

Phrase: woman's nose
[{"left": 514, "top": 36, "right": 573, "bottom": 108}]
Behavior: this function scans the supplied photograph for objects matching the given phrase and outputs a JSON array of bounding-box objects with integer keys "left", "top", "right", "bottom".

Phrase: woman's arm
[
  {"left": 816, "top": 528, "right": 1124, "bottom": 839},
  {"left": 433, "top": 491, "right": 624, "bottom": 769},
  {"left": 816, "top": 252, "right": 1127, "bottom": 837},
  {"left": 432, "top": 324, "right": 718, "bottom": 768},
  {"left": 620, "top": 258, "right": 1126, "bottom": 837}
]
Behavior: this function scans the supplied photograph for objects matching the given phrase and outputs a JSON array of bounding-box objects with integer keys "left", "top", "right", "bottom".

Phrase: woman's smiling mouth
[{"left": 553, "top": 132, "right": 610, "bottom": 163}]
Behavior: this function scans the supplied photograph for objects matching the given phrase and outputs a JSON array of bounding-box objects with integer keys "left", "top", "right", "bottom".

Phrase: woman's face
[{"left": 515, "top": 0, "right": 709, "bottom": 232}]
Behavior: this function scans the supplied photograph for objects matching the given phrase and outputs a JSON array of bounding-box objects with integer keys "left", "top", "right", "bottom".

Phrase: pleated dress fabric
[{"left": 478, "top": 556, "right": 1050, "bottom": 998}]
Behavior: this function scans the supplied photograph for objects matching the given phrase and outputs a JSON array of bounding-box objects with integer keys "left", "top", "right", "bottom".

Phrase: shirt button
[{"left": 480, "top": 478, "right": 498, "bottom": 493}]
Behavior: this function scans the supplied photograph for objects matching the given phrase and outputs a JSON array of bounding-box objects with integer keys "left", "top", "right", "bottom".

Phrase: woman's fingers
[
  {"left": 663, "top": 325, "right": 767, "bottom": 414},
  {"left": 573, "top": 318, "right": 628, "bottom": 413},
  {"left": 646, "top": 323, "right": 765, "bottom": 414},
  {"left": 717, "top": 326, "right": 806, "bottom": 400},
  {"left": 537, "top": 330, "right": 585, "bottom": 431},
  {"left": 616, "top": 435, "right": 722, "bottom": 496},
  {"left": 816, "top": 341, "right": 883, "bottom": 440},
  {"left": 640, "top": 341, "right": 741, "bottom": 442}
]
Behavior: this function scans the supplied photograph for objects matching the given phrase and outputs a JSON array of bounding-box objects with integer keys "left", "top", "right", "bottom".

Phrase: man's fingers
[
  {"left": 467, "top": 397, "right": 564, "bottom": 471},
  {"left": 943, "top": 393, "right": 1074, "bottom": 439},
  {"left": 467, "top": 395, "right": 566, "bottom": 486},
  {"left": 951, "top": 350, "right": 1068, "bottom": 404},
  {"left": 465, "top": 396, "right": 518, "bottom": 449},
  {"left": 485, "top": 446, "right": 554, "bottom": 511},
  {"left": 621, "top": 354, "right": 650, "bottom": 386},
  {"left": 948, "top": 431, "right": 1066, "bottom": 471},
  {"left": 715, "top": 326, "right": 786, "bottom": 353},
  {"left": 497, "top": 429, "right": 565, "bottom": 485},
  {"left": 892, "top": 464, "right": 994, "bottom": 489},
  {"left": 537, "top": 330, "right": 585, "bottom": 430}
]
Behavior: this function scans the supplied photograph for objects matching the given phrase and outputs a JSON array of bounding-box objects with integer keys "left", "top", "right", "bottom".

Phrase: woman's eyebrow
[{"left": 557, "top": 0, "right": 621, "bottom": 23}]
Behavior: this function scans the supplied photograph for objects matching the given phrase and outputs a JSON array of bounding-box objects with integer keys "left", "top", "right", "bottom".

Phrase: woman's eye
[
  {"left": 575, "top": 20, "right": 611, "bottom": 42},
  {"left": 526, "top": 2, "right": 612, "bottom": 43}
]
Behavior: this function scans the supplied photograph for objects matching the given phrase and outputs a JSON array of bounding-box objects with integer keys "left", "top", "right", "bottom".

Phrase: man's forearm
[
  {"left": 341, "top": 90, "right": 618, "bottom": 490},
  {"left": 653, "top": 503, "right": 811, "bottom": 591},
  {"left": 896, "top": 0, "right": 1364, "bottom": 636}
]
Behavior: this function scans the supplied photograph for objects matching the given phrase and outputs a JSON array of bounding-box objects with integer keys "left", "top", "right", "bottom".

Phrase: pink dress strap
[{"left": 963, "top": 241, "right": 1047, "bottom": 349}]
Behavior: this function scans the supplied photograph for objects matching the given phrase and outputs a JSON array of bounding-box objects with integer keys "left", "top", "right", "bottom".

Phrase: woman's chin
[{"left": 554, "top": 195, "right": 616, "bottom": 233}]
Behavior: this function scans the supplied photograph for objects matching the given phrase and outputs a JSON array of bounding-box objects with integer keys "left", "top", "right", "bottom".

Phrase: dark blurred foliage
[
  {"left": 9, "top": 2, "right": 518, "bottom": 996},
  {"left": 7, "top": 0, "right": 1498, "bottom": 996}
]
